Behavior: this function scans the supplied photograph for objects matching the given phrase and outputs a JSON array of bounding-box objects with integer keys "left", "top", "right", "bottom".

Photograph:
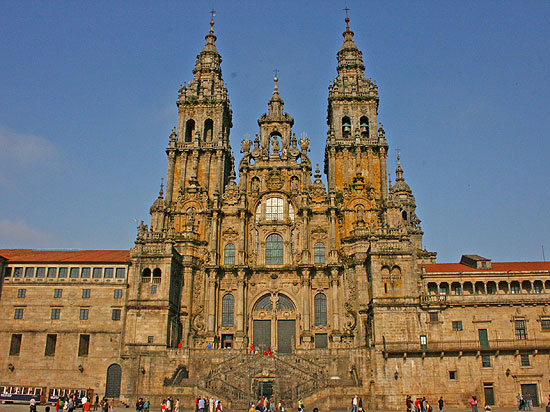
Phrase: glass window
[
  {"left": 115, "top": 268, "right": 125, "bottom": 278},
  {"left": 4, "top": 267, "right": 12, "bottom": 277},
  {"left": 151, "top": 284, "right": 157, "bottom": 294},
  {"left": 82, "top": 289, "right": 90, "bottom": 298},
  {"left": 36, "top": 267, "right": 45, "bottom": 278},
  {"left": 314, "top": 242, "right": 325, "bottom": 264},
  {"left": 515, "top": 319, "right": 527, "bottom": 340},
  {"left": 314, "top": 293, "right": 327, "bottom": 326},
  {"left": 81, "top": 268, "right": 90, "bottom": 278},
  {"left": 58, "top": 267, "right": 68, "bottom": 278},
  {"left": 14, "top": 308, "right": 24, "bottom": 319},
  {"left": 53, "top": 289, "right": 62, "bottom": 298},
  {"left": 542, "top": 319, "right": 550, "bottom": 330},
  {"left": 147, "top": 336, "right": 154, "bottom": 344},
  {"left": 104, "top": 268, "right": 114, "bottom": 278},
  {"left": 114, "top": 289, "right": 122, "bottom": 299},
  {"left": 78, "top": 334, "right": 90, "bottom": 356},
  {"left": 51, "top": 308, "right": 61, "bottom": 320},
  {"left": 289, "top": 203, "right": 295, "bottom": 222},
  {"left": 80, "top": 309, "right": 89, "bottom": 320},
  {"left": 13, "top": 267, "right": 23, "bottom": 278},
  {"left": 482, "top": 355, "right": 492, "bottom": 368},
  {"left": 254, "top": 295, "right": 273, "bottom": 311},
  {"left": 9, "top": 334, "right": 22, "bottom": 356},
  {"left": 449, "top": 371, "right": 456, "bottom": 380},
  {"left": 224, "top": 244, "right": 236, "bottom": 265},
  {"left": 221, "top": 294, "right": 234, "bottom": 327},
  {"left": 47, "top": 268, "right": 57, "bottom": 278},
  {"left": 45, "top": 334, "right": 57, "bottom": 356},
  {"left": 420, "top": 335, "right": 428, "bottom": 350},
  {"left": 265, "top": 233, "right": 283, "bottom": 265},
  {"left": 452, "top": 321, "right": 463, "bottom": 331},
  {"left": 112, "top": 309, "right": 121, "bottom": 321},
  {"left": 276, "top": 294, "right": 295, "bottom": 310},
  {"left": 429, "top": 312, "right": 439, "bottom": 322},
  {"left": 69, "top": 268, "right": 79, "bottom": 278},
  {"left": 520, "top": 354, "right": 530, "bottom": 367},
  {"left": 266, "top": 197, "right": 284, "bottom": 221},
  {"left": 92, "top": 268, "right": 102, "bottom": 278},
  {"left": 314, "top": 333, "right": 328, "bottom": 349},
  {"left": 17, "top": 289, "right": 26, "bottom": 298},
  {"left": 24, "top": 267, "right": 34, "bottom": 278},
  {"left": 511, "top": 282, "right": 520, "bottom": 294}
]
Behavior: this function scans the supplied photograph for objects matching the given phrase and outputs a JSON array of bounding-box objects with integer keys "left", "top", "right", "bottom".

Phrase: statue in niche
[
  {"left": 271, "top": 136, "right": 280, "bottom": 154},
  {"left": 186, "top": 208, "right": 195, "bottom": 226},
  {"left": 251, "top": 178, "right": 260, "bottom": 194}
]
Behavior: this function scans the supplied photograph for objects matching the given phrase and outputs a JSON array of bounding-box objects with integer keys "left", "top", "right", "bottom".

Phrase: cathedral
[{"left": 1, "top": 15, "right": 549, "bottom": 411}]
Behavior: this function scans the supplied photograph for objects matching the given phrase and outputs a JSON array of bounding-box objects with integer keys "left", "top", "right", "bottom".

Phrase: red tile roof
[
  {"left": 0, "top": 249, "right": 130, "bottom": 263},
  {"left": 423, "top": 262, "right": 550, "bottom": 273}
]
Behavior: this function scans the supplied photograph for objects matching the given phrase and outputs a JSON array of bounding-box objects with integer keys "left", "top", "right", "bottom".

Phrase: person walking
[
  {"left": 470, "top": 396, "right": 479, "bottom": 412},
  {"left": 406, "top": 395, "right": 412, "bottom": 412},
  {"left": 438, "top": 397, "right": 444, "bottom": 412}
]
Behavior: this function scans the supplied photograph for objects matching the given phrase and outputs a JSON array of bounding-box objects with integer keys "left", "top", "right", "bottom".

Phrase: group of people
[
  {"left": 195, "top": 396, "right": 222, "bottom": 412},
  {"left": 249, "top": 396, "right": 294, "bottom": 412}
]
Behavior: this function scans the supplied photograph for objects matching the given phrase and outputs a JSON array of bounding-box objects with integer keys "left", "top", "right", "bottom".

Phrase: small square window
[
  {"left": 17, "top": 289, "right": 26, "bottom": 298},
  {"left": 81, "top": 268, "right": 90, "bottom": 278},
  {"left": 115, "top": 268, "right": 126, "bottom": 278},
  {"left": 24, "top": 267, "right": 35, "bottom": 278},
  {"left": 58, "top": 267, "right": 68, "bottom": 278},
  {"left": 520, "top": 354, "right": 530, "bottom": 367},
  {"left": 429, "top": 312, "right": 439, "bottom": 322},
  {"left": 147, "top": 336, "right": 154, "bottom": 344},
  {"left": 47, "top": 267, "right": 57, "bottom": 278},
  {"left": 449, "top": 370, "right": 456, "bottom": 380},
  {"left": 104, "top": 268, "right": 114, "bottom": 278},
  {"left": 541, "top": 319, "right": 550, "bottom": 330},
  {"left": 80, "top": 309, "right": 89, "bottom": 320},
  {"left": 482, "top": 355, "right": 492, "bottom": 368},
  {"left": 82, "top": 289, "right": 91, "bottom": 298},
  {"left": 36, "top": 267, "right": 46, "bottom": 278},
  {"left": 112, "top": 309, "right": 121, "bottom": 321},
  {"left": 92, "top": 268, "right": 102, "bottom": 278},
  {"left": 114, "top": 289, "right": 122, "bottom": 299},
  {"left": 452, "top": 321, "right": 463, "bottom": 331},
  {"left": 13, "top": 267, "right": 23, "bottom": 278},
  {"left": 151, "top": 285, "right": 157, "bottom": 294},
  {"left": 53, "top": 289, "right": 62, "bottom": 298},
  {"left": 14, "top": 308, "right": 24, "bottom": 319},
  {"left": 51, "top": 308, "right": 61, "bottom": 320}
]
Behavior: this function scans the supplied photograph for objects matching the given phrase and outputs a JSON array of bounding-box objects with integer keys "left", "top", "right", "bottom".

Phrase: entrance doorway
[
  {"left": 257, "top": 381, "right": 274, "bottom": 399},
  {"left": 521, "top": 384, "right": 539, "bottom": 407},
  {"left": 277, "top": 320, "right": 295, "bottom": 353},
  {"left": 105, "top": 364, "right": 122, "bottom": 398},
  {"left": 252, "top": 293, "right": 296, "bottom": 352},
  {"left": 483, "top": 383, "right": 495, "bottom": 405}
]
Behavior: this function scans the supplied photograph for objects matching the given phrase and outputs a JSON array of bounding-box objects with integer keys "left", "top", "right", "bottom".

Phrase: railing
[{"left": 382, "top": 338, "right": 550, "bottom": 353}]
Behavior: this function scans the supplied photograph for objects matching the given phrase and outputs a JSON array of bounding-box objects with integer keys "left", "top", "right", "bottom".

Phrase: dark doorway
[
  {"left": 483, "top": 384, "right": 495, "bottom": 405},
  {"left": 478, "top": 329, "right": 489, "bottom": 349},
  {"left": 277, "top": 320, "right": 295, "bottom": 353},
  {"left": 105, "top": 364, "right": 122, "bottom": 398},
  {"left": 253, "top": 320, "right": 271, "bottom": 350},
  {"left": 258, "top": 381, "right": 273, "bottom": 399},
  {"left": 521, "top": 384, "right": 539, "bottom": 407}
]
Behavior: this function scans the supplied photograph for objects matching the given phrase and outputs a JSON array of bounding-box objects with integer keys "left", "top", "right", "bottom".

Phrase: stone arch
[
  {"left": 265, "top": 233, "right": 284, "bottom": 265},
  {"left": 427, "top": 282, "right": 438, "bottom": 295},
  {"left": 475, "top": 281, "right": 486, "bottom": 294},
  {"left": 451, "top": 282, "right": 462, "bottom": 295},
  {"left": 221, "top": 294, "right": 234, "bottom": 327},
  {"left": 105, "top": 363, "right": 122, "bottom": 398},
  {"left": 342, "top": 116, "right": 351, "bottom": 137},
  {"left": 498, "top": 281, "right": 509, "bottom": 293},
  {"left": 203, "top": 119, "right": 213, "bottom": 142},
  {"left": 141, "top": 268, "right": 151, "bottom": 282},
  {"left": 314, "top": 293, "right": 327, "bottom": 326},
  {"left": 487, "top": 281, "right": 497, "bottom": 295},
  {"left": 360, "top": 115, "right": 369, "bottom": 138}
]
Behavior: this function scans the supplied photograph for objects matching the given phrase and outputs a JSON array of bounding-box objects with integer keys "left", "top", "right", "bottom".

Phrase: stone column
[
  {"left": 302, "top": 269, "right": 311, "bottom": 332},
  {"left": 216, "top": 150, "right": 224, "bottom": 194},
  {"left": 239, "top": 210, "right": 246, "bottom": 265},
  {"left": 328, "top": 148, "right": 336, "bottom": 191},
  {"left": 331, "top": 269, "right": 340, "bottom": 331},
  {"left": 236, "top": 270, "right": 246, "bottom": 347},
  {"left": 181, "top": 266, "right": 194, "bottom": 346},
  {"left": 204, "top": 151, "right": 212, "bottom": 194},
  {"left": 302, "top": 209, "right": 310, "bottom": 263},
  {"left": 166, "top": 151, "right": 176, "bottom": 203},
  {"left": 207, "top": 269, "right": 217, "bottom": 334},
  {"left": 380, "top": 146, "right": 388, "bottom": 199},
  {"left": 181, "top": 152, "right": 189, "bottom": 189}
]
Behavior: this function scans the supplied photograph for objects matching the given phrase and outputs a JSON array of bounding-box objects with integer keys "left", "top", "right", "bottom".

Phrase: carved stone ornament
[
  {"left": 222, "top": 180, "right": 240, "bottom": 205},
  {"left": 222, "top": 227, "right": 239, "bottom": 241},
  {"left": 266, "top": 169, "right": 284, "bottom": 190}
]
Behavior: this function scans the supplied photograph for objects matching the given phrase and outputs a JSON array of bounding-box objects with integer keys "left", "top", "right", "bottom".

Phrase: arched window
[
  {"left": 152, "top": 268, "right": 161, "bottom": 284},
  {"left": 342, "top": 116, "right": 351, "bottom": 137},
  {"left": 276, "top": 294, "right": 295, "bottom": 310},
  {"left": 203, "top": 119, "right": 213, "bottom": 142},
  {"left": 185, "top": 119, "right": 195, "bottom": 142},
  {"left": 224, "top": 244, "right": 236, "bottom": 266},
  {"left": 221, "top": 294, "right": 234, "bottom": 327},
  {"left": 289, "top": 203, "right": 295, "bottom": 222},
  {"left": 255, "top": 203, "right": 261, "bottom": 223},
  {"left": 314, "top": 242, "right": 325, "bottom": 264},
  {"left": 266, "top": 197, "right": 284, "bottom": 221},
  {"left": 314, "top": 293, "right": 327, "bottom": 326},
  {"left": 141, "top": 268, "right": 151, "bottom": 283},
  {"left": 254, "top": 294, "right": 273, "bottom": 311},
  {"left": 360, "top": 116, "right": 369, "bottom": 138},
  {"left": 265, "top": 234, "right": 283, "bottom": 265}
]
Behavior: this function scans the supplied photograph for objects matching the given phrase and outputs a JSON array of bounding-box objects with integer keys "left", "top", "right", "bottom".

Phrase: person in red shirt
[{"left": 83, "top": 401, "right": 91, "bottom": 412}]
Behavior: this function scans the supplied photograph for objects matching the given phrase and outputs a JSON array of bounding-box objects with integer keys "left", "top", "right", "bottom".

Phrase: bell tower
[
  {"left": 166, "top": 15, "right": 233, "bottom": 205},
  {"left": 324, "top": 16, "right": 388, "bottom": 201}
]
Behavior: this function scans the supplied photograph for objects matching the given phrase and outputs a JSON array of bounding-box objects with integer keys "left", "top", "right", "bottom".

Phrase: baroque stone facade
[{"left": 1, "top": 16, "right": 550, "bottom": 411}]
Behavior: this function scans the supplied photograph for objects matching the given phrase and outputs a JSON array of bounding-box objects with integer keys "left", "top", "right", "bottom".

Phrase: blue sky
[{"left": 1, "top": 1, "right": 549, "bottom": 263}]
